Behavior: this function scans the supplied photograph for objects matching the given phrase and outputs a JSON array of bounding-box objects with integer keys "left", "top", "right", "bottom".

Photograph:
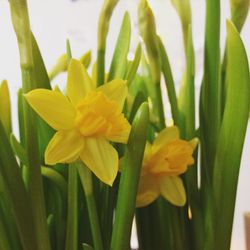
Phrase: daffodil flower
[
  {"left": 136, "top": 126, "right": 198, "bottom": 207},
  {"left": 25, "top": 59, "right": 131, "bottom": 185}
]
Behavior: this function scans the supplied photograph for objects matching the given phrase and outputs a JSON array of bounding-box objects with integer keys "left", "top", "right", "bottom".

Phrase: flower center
[
  {"left": 74, "top": 91, "right": 119, "bottom": 137},
  {"left": 147, "top": 140, "right": 194, "bottom": 176}
]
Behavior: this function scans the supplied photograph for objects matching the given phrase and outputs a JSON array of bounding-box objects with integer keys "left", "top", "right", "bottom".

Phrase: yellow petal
[
  {"left": 0, "top": 80, "right": 11, "bottom": 134},
  {"left": 152, "top": 126, "right": 180, "bottom": 153},
  {"left": 25, "top": 89, "right": 76, "bottom": 130},
  {"left": 45, "top": 129, "right": 84, "bottom": 165},
  {"left": 142, "top": 142, "right": 152, "bottom": 170},
  {"left": 136, "top": 173, "right": 159, "bottom": 207},
  {"left": 97, "top": 79, "right": 127, "bottom": 111},
  {"left": 80, "top": 137, "right": 118, "bottom": 186},
  {"left": 106, "top": 113, "right": 131, "bottom": 143},
  {"left": 159, "top": 176, "right": 186, "bottom": 206},
  {"left": 75, "top": 91, "right": 131, "bottom": 143},
  {"left": 67, "top": 59, "right": 94, "bottom": 106},
  {"left": 149, "top": 139, "right": 194, "bottom": 176},
  {"left": 25, "top": 89, "right": 75, "bottom": 130}
]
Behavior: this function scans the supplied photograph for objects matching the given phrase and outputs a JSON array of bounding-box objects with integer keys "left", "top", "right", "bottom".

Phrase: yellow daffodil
[
  {"left": 136, "top": 126, "right": 198, "bottom": 207},
  {"left": 25, "top": 59, "right": 131, "bottom": 185}
]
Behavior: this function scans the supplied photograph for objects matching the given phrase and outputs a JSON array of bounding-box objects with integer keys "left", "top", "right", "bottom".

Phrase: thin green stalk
[
  {"left": 41, "top": 166, "right": 68, "bottom": 200},
  {"left": 97, "top": 49, "right": 105, "bottom": 86},
  {"left": 9, "top": 1, "right": 51, "bottom": 248},
  {"left": 66, "top": 163, "right": 78, "bottom": 250},
  {"left": 155, "top": 83, "right": 166, "bottom": 130},
  {"left": 158, "top": 36, "right": 180, "bottom": 127},
  {"left": 22, "top": 68, "right": 51, "bottom": 250},
  {"left": 110, "top": 103, "right": 149, "bottom": 250},
  {"left": 97, "top": 0, "right": 119, "bottom": 86},
  {"left": 77, "top": 163, "right": 104, "bottom": 250},
  {"left": 100, "top": 184, "right": 116, "bottom": 250}
]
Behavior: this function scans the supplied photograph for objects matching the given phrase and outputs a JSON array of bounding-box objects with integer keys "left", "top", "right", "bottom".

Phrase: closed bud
[
  {"left": 230, "top": 0, "right": 250, "bottom": 32},
  {"left": 138, "top": 0, "right": 161, "bottom": 83},
  {"left": 98, "top": 0, "right": 119, "bottom": 50},
  {"left": 0, "top": 80, "right": 12, "bottom": 135}
]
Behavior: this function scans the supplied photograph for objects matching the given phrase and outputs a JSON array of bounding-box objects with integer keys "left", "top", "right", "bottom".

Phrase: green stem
[
  {"left": 41, "top": 166, "right": 68, "bottom": 200},
  {"left": 22, "top": 68, "right": 51, "bottom": 250},
  {"left": 97, "top": 49, "right": 105, "bottom": 86},
  {"left": 77, "top": 163, "right": 104, "bottom": 250},
  {"left": 158, "top": 37, "right": 180, "bottom": 127},
  {"left": 100, "top": 184, "right": 116, "bottom": 250},
  {"left": 66, "top": 163, "right": 78, "bottom": 250},
  {"left": 154, "top": 83, "right": 166, "bottom": 130}
]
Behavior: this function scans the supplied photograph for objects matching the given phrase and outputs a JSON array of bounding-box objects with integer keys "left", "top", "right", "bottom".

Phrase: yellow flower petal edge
[
  {"left": 152, "top": 126, "right": 179, "bottom": 153},
  {"left": 67, "top": 59, "right": 94, "bottom": 106},
  {"left": 159, "top": 176, "right": 186, "bottom": 206},
  {"left": 136, "top": 173, "right": 159, "bottom": 207},
  {"left": 97, "top": 79, "right": 128, "bottom": 111},
  {"left": 80, "top": 137, "right": 118, "bottom": 186},
  {"left": 25, "top": 89, "right": 76, "bottom": 130},
  {"left": 45, "top": 129, "right": 84, "bottom": 165}
]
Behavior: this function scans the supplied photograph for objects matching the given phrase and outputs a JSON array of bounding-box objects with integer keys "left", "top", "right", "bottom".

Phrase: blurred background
[{"left": 0, "top": 0, "right": 249, "bottom": 249}]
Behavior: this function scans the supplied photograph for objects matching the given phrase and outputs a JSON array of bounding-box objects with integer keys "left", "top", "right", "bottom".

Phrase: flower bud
[
  {"left": 138, "top": 0, "right": 161, "bottom": 83},
  {"left": 98, "top": 0, "right": 119, "bottom": 50},
  {"left": 0, "top": 80, "right": 12, "bottom": 135},
  {"left": 230, "top": 0, "right": 250, "bottom": 32}
]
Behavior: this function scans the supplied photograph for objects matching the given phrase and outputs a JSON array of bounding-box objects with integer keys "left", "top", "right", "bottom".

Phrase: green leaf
[
  {"left": 170, "top": 0, "right": 191, "bottom": 55},
  {"left": 0, "top": 121, "right": 37, "bottom": 250},
  {"left": 31, "top": 33, "right": 55, "bottom": 159},
  {"left": 80, "top": 50, "right": 92, "bottom": 68},
  {"left": 10, "top": 133, "right": 28, "bottom": 165},
  {"left": 108, "top": 12, "right": 131, "bottom": 81},
  {"left": 200, "top": 0, "right": 221, "bottom": 176},
  {"left": 129, "top": 91, "right": 147, "bottom": 123},
  {"left": 0, "top": 191, "right": 22, "bottom": 250},
  {"left": 31, "top": 33, "right": 51, "bottom": 90},
  {"left": 0, "top": 207, "right": 12, "bottom": 250},
  {"left": 125, "top": 44, "right": 141, "bottom": 86},
  {"left": 158, "top": 36, "right": 180, "bottom": 127},
  {"left": 110, "top": 102, "right": 149, "bottom": 250},
  {"left": 213, "top": 20, "right": 250, "bottom": 250}
]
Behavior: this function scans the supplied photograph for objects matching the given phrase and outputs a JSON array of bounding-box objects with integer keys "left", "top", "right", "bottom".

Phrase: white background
[{"left": 0, "top": 0, "right": 250, "bottom": 249}]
